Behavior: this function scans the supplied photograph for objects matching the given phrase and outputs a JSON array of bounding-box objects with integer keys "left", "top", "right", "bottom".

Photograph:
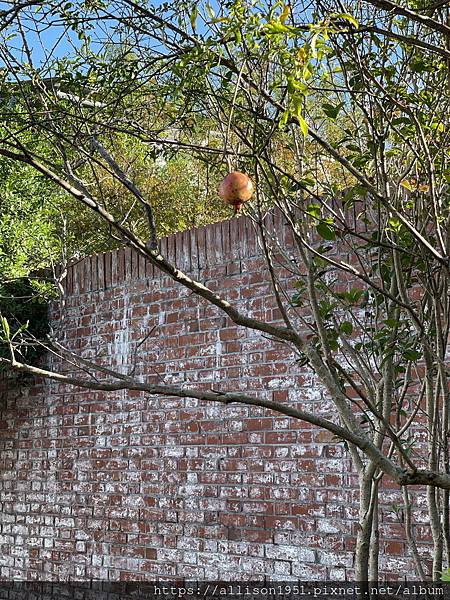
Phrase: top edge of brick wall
[{"left": 63, "top": 212, "right": 283, "bottom": 295}]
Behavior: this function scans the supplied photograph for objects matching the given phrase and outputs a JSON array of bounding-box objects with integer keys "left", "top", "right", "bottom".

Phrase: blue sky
[
  {"left": 0, "top": 0, "right": 224, "bottom": 73},
  {"left": 0, "top": 1, "right": 115, "bottom": 74}
]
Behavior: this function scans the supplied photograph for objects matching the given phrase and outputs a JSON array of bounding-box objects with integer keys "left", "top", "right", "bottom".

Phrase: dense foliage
[{"left": 0, "top": 278, "right": 50, "bottom": 364}]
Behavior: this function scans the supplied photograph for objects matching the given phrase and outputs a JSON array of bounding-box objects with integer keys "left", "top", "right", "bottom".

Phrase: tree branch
[
  {"left": 0, "top": 354, "right": 404, "bottom": 484},
  {"left": 0, "top": 146, "right": 299, "bottom": 346},
  {"left": 89, "top": 136, "right": 158, "bottom": 251},
  {"left": 362, "top": 0, "right": 450, "bottom": 37}
]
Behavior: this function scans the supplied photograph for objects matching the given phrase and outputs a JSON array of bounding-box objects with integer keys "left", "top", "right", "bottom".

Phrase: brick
[{"left": 0, "top": 213, "right": 432, "bottom": 582}]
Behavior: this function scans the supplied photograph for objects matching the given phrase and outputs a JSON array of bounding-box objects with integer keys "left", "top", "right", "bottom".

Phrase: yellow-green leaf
[
  {"left": 190, "top": 6, "right": 198, "bottom": 30},
  {"left": 278, "top": 109, "right": 290, "bottom": 129},
  {"left": 297, "top": 113, "right": 308, "bottom": 137},
  {"left": 400, "top": 179, "right": 415, "bottom": 191},
  {"left": 1, "top": 316, "right": 10, "bottom": 340},
  {"left": 332, "top": 12, "right": 359, "bottom": 28},
  {"left": 280, "top": 4, "right": 290, "bottom": 23},
  {"left": 209, "top": 16, "right": 229, "bottom": 24}
]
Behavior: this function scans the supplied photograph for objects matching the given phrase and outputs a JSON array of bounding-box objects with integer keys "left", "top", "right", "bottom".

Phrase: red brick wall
[{"left": 0, "top": 216, "right": 431, "bottom": 581}]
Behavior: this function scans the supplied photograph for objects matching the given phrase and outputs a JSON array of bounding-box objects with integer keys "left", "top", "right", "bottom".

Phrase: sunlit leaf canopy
[{"left": 0, "top": 0, "right": 449, "bottom": 271}]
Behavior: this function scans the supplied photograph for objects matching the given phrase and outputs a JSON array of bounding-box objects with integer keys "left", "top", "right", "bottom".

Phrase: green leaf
[
  {"left": 10, "top": 320, "right": 29, "bottom": 341},
  {"left": 297, "top": 113, "right": 308, "bottom": 137},
  {"left": 190, "top": 5, "right": 198, "bottom": 30},
  {"left": 387, "top": 217, "right": 402, "bottom": 233},
  {"left": 318, "top": 299, "right": 337, "bottom": 319},
  {"left": 307, "top": 203, "right": 321, "bottom": 219},
  {"left": 322, "top": 102, "right": 344, "bottom": 119},
  {"left": 336, "top": 288, "right": 364, "bottom": 306},
  {"left": 403, "top": 349, "right": 421, "bottom": 361},
  {"left": 331, "top": 13, "right": 359, "bottom": 28},
  {"left": 278, "top": 109, "right": 290, "bottom": 129},
  {"left": 340, "top": 321, "right": 353, "bottom": 335},
  {"left": 430, "top": 121, "right": 444, "bottom": 133},
  {"left": 265, "top": 21, "right": 292, "bottom": 35},
  {"left": 293, "top": 280, "right": 306, "bottom": 289},
  {"left": 328, "top": 338, "right": 339, "bottom": 351},
  {"left": 291, "top": 292, "right": 304, "bottom": 306},
  {"left": 317, "top": 222, "right": 336, "bottom": 240},
  {"left": 209, "top": 16, "right": 229, "bottom": 24},
  {"left": 384, "top": 318, "right": 400, "bottom": 328},
  {"left": 1, "top": 316, "right": 10, "bottom": 340},
  {"left": 410, "top": 58, "right": 428, "bottom": 73},
  {"left": 298, "top": 176, "right": 315, "bottom": 188}
]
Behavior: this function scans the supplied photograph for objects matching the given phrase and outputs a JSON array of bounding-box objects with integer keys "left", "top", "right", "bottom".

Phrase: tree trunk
[
  {"left": 355, "top": 473, "right": 377, "bottom": 582},
  {"left": 368, "top": 493, "right": 379, "bottom": 581}
]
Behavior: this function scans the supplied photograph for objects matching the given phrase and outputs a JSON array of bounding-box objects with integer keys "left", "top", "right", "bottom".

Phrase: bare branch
[
  {"left": 89, "top": 136, "right": 158, "bottom": 252},
  {"left": 362, "top": 0, "right": 450, "bottom": 37}
]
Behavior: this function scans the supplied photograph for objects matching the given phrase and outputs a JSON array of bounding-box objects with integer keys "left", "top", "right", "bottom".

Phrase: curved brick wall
[{"left": 0, "top": 215, "right": 431, "bottom": 581}]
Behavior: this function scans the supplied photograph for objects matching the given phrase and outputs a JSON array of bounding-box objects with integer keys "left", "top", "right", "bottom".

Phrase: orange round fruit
[{"left": 218, "top": 172, "right": 254, "bottom": 213}]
